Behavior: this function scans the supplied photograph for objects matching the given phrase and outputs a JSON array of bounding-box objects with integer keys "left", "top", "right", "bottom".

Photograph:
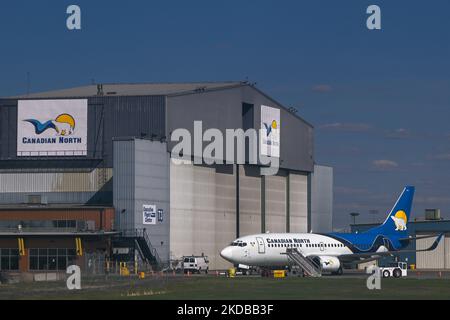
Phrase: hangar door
[
  {"left": 416, "top": 234, "right": 445, "bottom": 269},
  {"left": 445, "top": 234, "right": 450, "bottom": 269},
  {"left": 289, "top": 173, "right": 308, "bottom": 232}
]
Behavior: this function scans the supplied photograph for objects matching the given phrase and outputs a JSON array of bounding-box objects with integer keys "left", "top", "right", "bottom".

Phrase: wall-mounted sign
[
  {"left": 113, "top": 248, "right": 130, "bottom": 255},
  {"left": 17, "top": 99, "right": 88, "bottom": 157},
  {"left": 143, "top": 204, "right": 157, "bottom": 225},
  {"left": 260, "top": 105, "right": 280, "bottom": 158}
]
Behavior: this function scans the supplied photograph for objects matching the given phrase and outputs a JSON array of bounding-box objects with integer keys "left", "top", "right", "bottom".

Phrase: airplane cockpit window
[{"left": 230, "top": 241, "right": 248, "bottom": 247}]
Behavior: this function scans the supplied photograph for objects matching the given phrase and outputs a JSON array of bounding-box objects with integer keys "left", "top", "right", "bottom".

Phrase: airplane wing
[
  {"left": 399, "top": 234, "right": 442, "bottom": 242},
  {"left": 338, "top": 233, "right": 444, "bottom": 262}
]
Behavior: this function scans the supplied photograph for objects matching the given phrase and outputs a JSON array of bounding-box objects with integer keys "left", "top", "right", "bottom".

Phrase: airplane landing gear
[{"left": 332, "top": 267, "right": 343, "bottom": 276}]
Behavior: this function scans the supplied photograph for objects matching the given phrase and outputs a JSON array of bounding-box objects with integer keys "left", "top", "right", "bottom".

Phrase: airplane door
[
  {"left": 320, "top": 242, "right": 325, "bottom": 252},
  {"left": 256, "top": 237, "right": 265, "bottom": 254}
]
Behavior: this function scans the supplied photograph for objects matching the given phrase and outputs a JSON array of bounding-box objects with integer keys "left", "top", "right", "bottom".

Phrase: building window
[
  {"left": 0, "top": 220, "right": 79, "bottom": 231},
  {"left": 29, "top": 248, "right": 77, "bottom": 271},
  {"left": 0, "top": 249, "right": 19, "bottom": 271}
]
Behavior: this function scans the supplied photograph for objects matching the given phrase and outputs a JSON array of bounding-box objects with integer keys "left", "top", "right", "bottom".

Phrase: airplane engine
[{"left": 316, "top": 256, "right": 341, "bottom": 272}]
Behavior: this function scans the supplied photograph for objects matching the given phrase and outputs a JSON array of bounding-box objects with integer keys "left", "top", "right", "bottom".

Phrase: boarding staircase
[
  {"left": 285, "top": 248, "right": 322, "bottom": 277},
  {"left": 113, "top": 229, "right": 163, "bottom": 271}
]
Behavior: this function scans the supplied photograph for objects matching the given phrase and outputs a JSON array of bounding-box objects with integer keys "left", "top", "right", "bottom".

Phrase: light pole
[{"left": 350, "top": 212, "right": 360, "bottom": 225}]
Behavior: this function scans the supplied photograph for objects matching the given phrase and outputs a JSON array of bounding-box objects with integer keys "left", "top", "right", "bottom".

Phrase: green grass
[{"left": 2, "top": 276, "right": 450, "bottom": 300}]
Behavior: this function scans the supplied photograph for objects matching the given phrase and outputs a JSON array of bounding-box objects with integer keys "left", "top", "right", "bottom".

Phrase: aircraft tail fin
[{"left": 370, "top": 186, "right": 415, "bottom": 235}]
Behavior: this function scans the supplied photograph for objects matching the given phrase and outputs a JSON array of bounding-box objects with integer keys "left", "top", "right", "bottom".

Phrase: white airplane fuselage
[
  {"left": 220, "top": 187, "right": 421, "bottom": 271},
  {"left": 220, "top": 233, "right": 353, "bottom": 267}
]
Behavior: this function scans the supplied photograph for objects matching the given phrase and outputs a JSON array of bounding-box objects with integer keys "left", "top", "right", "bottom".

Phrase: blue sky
[{"left": 1, "top": 1, "right": 449, "bottom": 229}]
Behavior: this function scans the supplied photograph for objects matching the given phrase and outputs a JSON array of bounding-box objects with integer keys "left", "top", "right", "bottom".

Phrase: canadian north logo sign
[
  {"left": 24, "top": 113, "right": 77, "bottom": 136},
  {"left": 260, "top": 105, "right": 280, "bottom": 158},
  {"left": 17, "top": 99, "right": 88, "bottom": 157}
]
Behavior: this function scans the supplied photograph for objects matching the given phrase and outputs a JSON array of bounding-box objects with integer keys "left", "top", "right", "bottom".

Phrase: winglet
[
  {"left": 426, "top": 233, "right": 444, "bottom": 251},
  {"left": 417, "top": 233, "right": 445, "bottom": 252}
]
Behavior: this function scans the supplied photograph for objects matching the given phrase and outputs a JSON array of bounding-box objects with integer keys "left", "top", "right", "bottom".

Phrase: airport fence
[{"left": 83, "top": 253, "right": 152, "bottom": 276}]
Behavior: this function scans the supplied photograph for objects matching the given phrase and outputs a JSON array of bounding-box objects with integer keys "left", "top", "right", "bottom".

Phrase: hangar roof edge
[
  {"left": 5, "top": 81, "right": 244, "bottom": 99},
  {"left": 3, "top": 81, "right": 314, "bottom": 128}
]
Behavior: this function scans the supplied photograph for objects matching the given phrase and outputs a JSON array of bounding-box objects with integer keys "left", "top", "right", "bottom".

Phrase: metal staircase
[
  {"left": 285, "top": 248, "right": 322, "bottom": 277},
  {"left": 115, "top": 229, "right": 163, "bottom": 271}
]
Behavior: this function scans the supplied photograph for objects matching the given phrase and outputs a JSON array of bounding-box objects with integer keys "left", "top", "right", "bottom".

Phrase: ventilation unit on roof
[
  {"left": 26, "top": 194, "right": 48, "bottom": 205},
  {"left": 425, "top": 209, "right": 441, "bottom": 221}
]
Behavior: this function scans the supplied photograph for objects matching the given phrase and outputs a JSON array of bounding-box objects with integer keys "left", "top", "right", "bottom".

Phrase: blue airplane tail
[{"left": 369, "top": 186, "right": 415, "bottom": 236}]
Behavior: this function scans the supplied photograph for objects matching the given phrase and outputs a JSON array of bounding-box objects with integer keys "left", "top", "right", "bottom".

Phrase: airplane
[{"left": 220, "top": 186, "right": 444, "bottom": 275}]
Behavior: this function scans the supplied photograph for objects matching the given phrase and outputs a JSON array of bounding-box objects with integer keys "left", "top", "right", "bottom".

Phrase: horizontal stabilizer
[
  {"left": 399, "top": 234, "right": 443, "bottom": 242},
  {"left": 339, "top": 233, "right": 444, "bottom": 261}
]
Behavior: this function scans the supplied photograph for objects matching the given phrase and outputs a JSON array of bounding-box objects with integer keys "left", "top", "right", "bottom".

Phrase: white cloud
[
  {"left": 335, "top": 186, "right": 369, "bottom": 195},
  {"left": 384, "top": 128, "right": 412, "bottom": 139},
  {"left": 319, "top": 122, "right": 372, "bottom": 132},
  {"left": 415, "top": 196, "right": 450, "bottom": 205},
  {"left": 429, "top": 153, "right": 450, "bottom": 161},
  {"left": 372, "top": 160, "right": 399, "bottom": 170},
  {"left": 311, "top": 84, "right": 333, "bottom": 93}
]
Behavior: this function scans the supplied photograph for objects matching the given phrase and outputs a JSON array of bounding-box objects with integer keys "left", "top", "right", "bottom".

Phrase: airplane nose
[{"left": 220, "top": 247, "right": 233, "bottom": 261}]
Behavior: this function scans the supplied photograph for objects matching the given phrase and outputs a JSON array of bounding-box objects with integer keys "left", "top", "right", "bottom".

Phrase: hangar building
[{"left": 0, "top": 82, "right": 332, "bottom": 272}]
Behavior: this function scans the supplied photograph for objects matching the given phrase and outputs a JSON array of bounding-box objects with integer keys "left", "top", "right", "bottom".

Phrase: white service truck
[
  {"left": 380, "top": 262, "right": 408, "bottom": 278},
  {"left": 183, "top": 256, "right": 209, "bottom": 274}
]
